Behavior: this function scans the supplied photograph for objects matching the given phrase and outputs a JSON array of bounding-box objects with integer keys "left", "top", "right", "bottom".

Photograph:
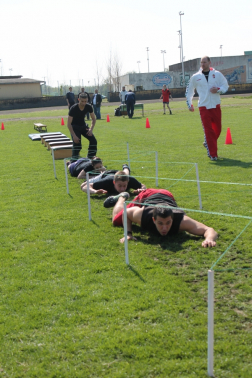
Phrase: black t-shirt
[
  {"left": 69, "top": 158, "right": 93, "bottom": 177},
  {"left": 93, "top": 174, "right": 142, "bottom": 193},
  {"left": 202, "top": 70, "right": 210, "bottom": 82},
  {"left": 69, "top": 103, "right": 93, "bottom": 126},
  {"left": 140, "top": 193, "right": 184, "bottom": 236},
  {"left": 66, "top": 91, "right": 75, "bottom": 105}
]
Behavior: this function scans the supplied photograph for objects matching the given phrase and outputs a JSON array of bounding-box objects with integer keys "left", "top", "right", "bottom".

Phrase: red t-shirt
[{"left": 161, "top": 89, "right": 171, "bottom": 102}]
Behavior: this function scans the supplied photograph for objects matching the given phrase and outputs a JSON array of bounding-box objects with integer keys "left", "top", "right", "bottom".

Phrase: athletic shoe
[
  {"left": 170, "top": 110, "right": 172, "bottom": 115},
  {"left": 210, "top": 157, "right": 218, "bottom": 161},
  {"left": 122, "top": 164, "right": 130, "bottom": 174},
  {"left": 203, "top": 142, "right": 207, "bottom": 148},
  {"left": 163, "top": 113, "right": 166, "bottom": 115},
  {"left": 103, "top": 192, "right": 130, "bottom": 208}
]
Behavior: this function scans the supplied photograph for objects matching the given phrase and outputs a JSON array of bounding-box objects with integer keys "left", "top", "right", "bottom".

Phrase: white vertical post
[
  {"left": 208, "top": 270, "right": 214, "bottom": 377},
  {"left": 127, "top": 142, "right": 131, "bottom": 170},
  {"left": 195, "top": 163, "right": 202, "bottom": 209},
  {"left": 155, "top": 151, "right": 158, "bottom": 187},
  {"left": 52, "top": 149, "right": 57, "bottom": 179},
  {"left": 64, "top": 159, "right": 69, "bottom": 194},
  {"left": 123, "top": 201, "right": 129, "bottom": 265},
  {"left": 86, "top": 173, "right": 92, "bottom": 221}
]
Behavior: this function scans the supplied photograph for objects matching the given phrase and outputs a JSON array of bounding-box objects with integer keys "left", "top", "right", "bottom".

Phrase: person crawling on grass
[
  {"left": 105, "top": 188, "right": 217, "bottom": 247},
  {"left": 67, "top": 156, "right": 106, "bottom": 179},
  {"left": 80, "top": 164, "right": 146, "bottom": 196}
]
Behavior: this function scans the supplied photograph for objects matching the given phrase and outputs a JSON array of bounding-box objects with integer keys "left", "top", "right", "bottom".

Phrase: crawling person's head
[
  {"left": 91, "top": 157, "right": 104, "bottom": 172},
  {"left": 152, "top": 206, "right": 174, "bottom": 236},
  {"left": 113, "top": 171, "right": 129, "bottom": 193}
]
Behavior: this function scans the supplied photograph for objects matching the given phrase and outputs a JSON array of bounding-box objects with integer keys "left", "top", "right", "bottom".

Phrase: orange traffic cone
[
  {"left": 146, "top": 118, "right": 150, "bottom": 128},
  {"left": 225, "top": 127, "right": 232, "bottom": 144},
  {"left": 1, "top": 122, "right": 4, "bottom": 130},
  {"left": 107, "top": 114, "right": 110, "bottom": 122},
  {"left": 61, "top": 118, "right": 65, "bottom": 126}
]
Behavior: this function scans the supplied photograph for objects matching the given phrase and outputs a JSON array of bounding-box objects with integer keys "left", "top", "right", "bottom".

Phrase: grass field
[{"left": 1, "top": 97, "right": 252, "bottom": 377}]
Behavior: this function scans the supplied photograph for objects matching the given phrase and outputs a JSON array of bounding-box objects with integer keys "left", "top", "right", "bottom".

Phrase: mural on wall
[
  {"left": 221, "top": 66, "right": 246, "bottom": 84},
  {"left": 180, "top": 73, "right": 190, "bottom": 86},
  {"left": 248, "top": 59, "right": 252, "bottom": 80},
  {"left": 152, "top": 73, "right": 172, "bottom": 87}
]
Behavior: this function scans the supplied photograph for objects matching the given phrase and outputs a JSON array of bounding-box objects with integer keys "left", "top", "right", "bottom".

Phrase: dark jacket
[
  {"left": 125, "top": 91, "right": 136, "bottom": 104},
  {"left": 92, "top": 93, "right": 102, "bottom": 107}
]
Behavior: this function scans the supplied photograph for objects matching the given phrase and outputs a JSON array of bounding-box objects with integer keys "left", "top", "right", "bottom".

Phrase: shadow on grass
[
  {"left": 139, "top": 230, "right": 201, "bottom": 252},
  {"left": 128, "top": 265, "right": 146, "bottom": 282},
  {"left": 215, "top": 157, "right": 252, "bottom": 168}
]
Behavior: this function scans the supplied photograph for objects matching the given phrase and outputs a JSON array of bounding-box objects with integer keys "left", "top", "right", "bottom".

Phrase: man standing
[
  {"left": 119, "top": 86, "right": 127, "bottom": 104},
  {"left": 78, "top": 87, "right": 91, "bottom": 120},
  {"left": 160, "top": 84, "right": 172, "bottom": 115},
  {"left": 186, "top": 56, "right": 229, "bottom": 161},
  {"left": 92, "top": 89, "right": 102, "bottom": 119},
  {"left": 66, "top": 87, "right": 75, "bottom": 109},
  {"left": 125, "top": 90, "right": 136, "bottom": 119},
  {"left": 67, "top": 93, "right": 97, "bottom": 160}
]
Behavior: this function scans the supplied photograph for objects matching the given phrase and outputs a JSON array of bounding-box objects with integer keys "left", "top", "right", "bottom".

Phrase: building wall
[
  {"left": 117, "top": 55, "right": 252, "bottom": 92},
  {"left": 0, "top": 83, "right": 42, "bottom": 100}
]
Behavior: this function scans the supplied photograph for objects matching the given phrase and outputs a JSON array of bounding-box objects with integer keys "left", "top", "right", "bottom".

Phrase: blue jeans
[{"left": 93, "top": 105, "right": 101, "bottom": 119}]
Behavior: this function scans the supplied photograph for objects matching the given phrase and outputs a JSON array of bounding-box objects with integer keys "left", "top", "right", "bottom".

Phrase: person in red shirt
[{"left": 160, "top": 84, "right": 172, "bottom": 115}]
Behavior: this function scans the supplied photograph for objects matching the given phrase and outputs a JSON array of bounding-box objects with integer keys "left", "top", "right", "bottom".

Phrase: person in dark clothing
[
  {"left": 67, "top": 93, "right": 97, "bottom": 159},
  {"left": 66, "top": 87, "right": 75, "bottom": 109},
  {"left": 67, "top": 156, "right": 105, "bottom": 179},
  {"left": 78, "top": 87, "right": 91, "bottom": 120},
  {"left": 110, "top": 188, "right": 218, "bottom": 246},
  {"left": 92, "top": 89, "right": 102, "bottom": 119},
  {"left": 125, "top": 89, "right": 136, "bottom": 118}
]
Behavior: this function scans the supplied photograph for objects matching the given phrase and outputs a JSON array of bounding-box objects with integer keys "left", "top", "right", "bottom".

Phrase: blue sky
[{"left": 1, "top": 0, "right": 251, "bottom": 87}]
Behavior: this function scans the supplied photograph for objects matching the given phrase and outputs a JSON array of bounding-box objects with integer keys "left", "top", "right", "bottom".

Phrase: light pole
[
  {"left": 9, "top": 68, "right": 13, "bottom": 76},
  {"left": 161, "top": 50, "right": 166, "bottom": 71},
  {"left": 177, "top": 30, "right": 182, "bottom": 62},
  {"left": 146, "top": 47, "right": 149, "bottom": 73},
  {"left": 179, "top": 11, "right": 185, "bottom": 85},
  {"left": 220, "top": 45, "right": 223, "bottom": 57},
  {"left": 137, "top": 61, "right": 141, "bottom": 73}
]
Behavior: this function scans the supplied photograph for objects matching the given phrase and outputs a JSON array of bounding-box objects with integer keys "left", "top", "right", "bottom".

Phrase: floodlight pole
[
  {"left": 137, "top": 61, "right": 141, "bottom": 73},
  {"left": 146, "top": 47, "right": 149, "bottom": 73},
  {"left": 220, "top": 45, "right": 223, "bottom": 57},
  {"left": 179, "top": 12, "right": 185, "bottom": 86},
  {"left": 161, "top": 50, "right": 166, "bottom": 71}
]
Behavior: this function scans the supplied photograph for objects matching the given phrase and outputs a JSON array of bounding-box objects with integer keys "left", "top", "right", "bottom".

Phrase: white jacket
[{"left": 186, "top": 68, "right": 229, "bottom": 109}]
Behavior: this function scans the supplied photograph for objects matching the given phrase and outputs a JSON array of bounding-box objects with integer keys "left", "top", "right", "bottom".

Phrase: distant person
[
  {"left": 186, "top": 55, "right": 229, "bottom": 161},
  {"left": 125, "top": 90, "right": 136, "bottom": 119},
  {"left": 160, "top": 84, "right": 172, "bottom": 115},
  {"left": 81, "top": 164, "right": 146, "bottom": 197},
  {"left": 67, "top": 156, "right": 105, "bottom": 179},
  {"left": 78, "top": 87, "right": 91, "bottom": 120},
  {"left": 67, "top": 93, "right": 97, "bottom": 160},
  {"left": 119, "top": 86, "right": 127, "bottom": 104},
  {"left": 110, "top": 188, "right": 218, "bottom": 246},
  {"left": 92, "top": 89, "right": 102, "bottom": 120},
  {"left": 66, "top": 87, "right": 75, "bottom": 109}
]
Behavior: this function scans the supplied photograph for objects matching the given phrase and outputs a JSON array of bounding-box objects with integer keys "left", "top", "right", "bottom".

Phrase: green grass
[{"left": 1, "top": 97, "right": 252, "bottom": 377}]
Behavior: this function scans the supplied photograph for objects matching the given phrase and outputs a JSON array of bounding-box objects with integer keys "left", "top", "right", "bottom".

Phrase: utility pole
[
  {"left": 179, "top": 11, "right": 185, "bottom": 85},
  {"left": 220, "top": 45, "right": 223, "bottom": 57},
  {"left": 137, "top": 61, "right": 141, "bottom": 73},
  {"left": 161, "top": 50, "right": 166, "bottom": 71},
  {"left": 146, "top": 47, "right": 149, "bottom": 73}
]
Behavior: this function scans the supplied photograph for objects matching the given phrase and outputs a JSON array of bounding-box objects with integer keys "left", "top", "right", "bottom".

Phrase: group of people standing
[{"left": 66, "top": 87, "right": 102, "bottom": 120}]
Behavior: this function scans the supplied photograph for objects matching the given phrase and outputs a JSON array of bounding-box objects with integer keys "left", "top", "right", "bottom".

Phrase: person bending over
[
  {"left": 109, "top": 188, "right": 217, "bottom": 247},
  {"left": 81, "top": 164, "right": 146, "bottom": 197}
]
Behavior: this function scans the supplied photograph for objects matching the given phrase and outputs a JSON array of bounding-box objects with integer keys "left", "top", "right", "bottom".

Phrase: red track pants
[{"left": 199, "top": 105, "right": 222, "bottom": 158}]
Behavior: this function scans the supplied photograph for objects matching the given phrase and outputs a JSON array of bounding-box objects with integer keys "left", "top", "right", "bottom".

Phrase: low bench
[
  {"left": 43, "top": 136, "right": 68, "bottom": 147},
  {"left": 51, "top": 145, "right": 73, "bottom": 160},
  {"left": 120, "top": 103, "right": 144, "bottom": 117},
  {"left": 41, "top": 132, "right": 65, "bottom": 144},
  {"left": 34, "top": 123, "right": 47, "bottom": 132},
  {"left": 48, "top": 140, "right": 72, "bottom": 150}
]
